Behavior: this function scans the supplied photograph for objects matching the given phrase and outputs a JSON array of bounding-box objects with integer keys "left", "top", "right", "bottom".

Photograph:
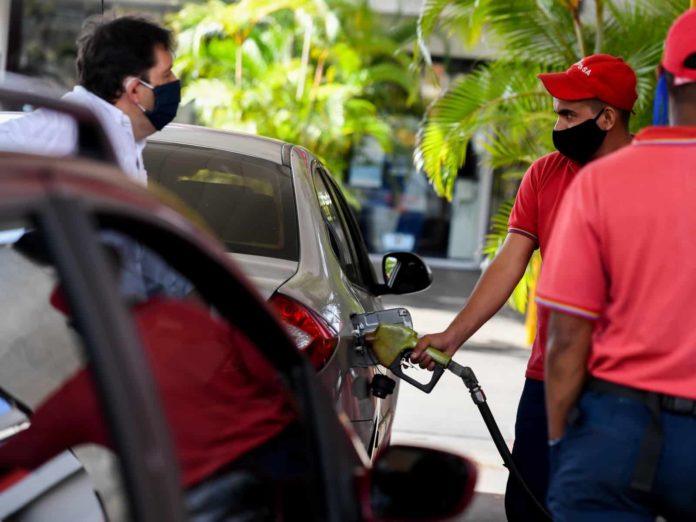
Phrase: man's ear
[
  {"left": 598, "top": 106, "right": 618, "bottom": 131},
  {"left": 122, "top": 77, "right": 141, "bottom": 106}
]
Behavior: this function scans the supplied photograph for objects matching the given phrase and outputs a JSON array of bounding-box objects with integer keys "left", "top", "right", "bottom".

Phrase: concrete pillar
[
  {"left": 0, "top": 0, "right": 10, "bottom": 75},
  {"left": 475, "top": 154, "right": 494, "bottom": 263}
]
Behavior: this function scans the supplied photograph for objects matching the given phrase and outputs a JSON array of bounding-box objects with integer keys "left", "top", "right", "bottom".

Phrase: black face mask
[{"left": 552, "top": 109, "right": 607, "bottom": 164}]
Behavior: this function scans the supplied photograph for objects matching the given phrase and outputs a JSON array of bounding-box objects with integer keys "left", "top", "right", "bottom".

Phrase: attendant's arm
[
  {"left": 545, "top": 311, "right": 593, "bottom": 440},
  {"left": 412, "top": 233, "right": 535, "bottom": 368}
]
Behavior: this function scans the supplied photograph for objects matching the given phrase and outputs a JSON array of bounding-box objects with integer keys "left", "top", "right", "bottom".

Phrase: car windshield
[{"left": 144, "top": 142, "right": 299, "bottom": 261}]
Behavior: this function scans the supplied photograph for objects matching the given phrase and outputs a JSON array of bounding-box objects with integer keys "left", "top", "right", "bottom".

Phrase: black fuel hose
[{"left": 453, "top": 363, "right": 553, "bottom": 521}]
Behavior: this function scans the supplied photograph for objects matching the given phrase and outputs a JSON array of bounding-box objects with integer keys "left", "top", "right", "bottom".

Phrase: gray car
[{"left": 143, "top": 125, "right": 432, "bottom": 456}]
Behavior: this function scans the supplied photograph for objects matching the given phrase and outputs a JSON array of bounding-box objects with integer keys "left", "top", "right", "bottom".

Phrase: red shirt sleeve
[
  {"left": 508, "top": 162, "right": 539, "bottom": 244},
  {"left": 535, "top": 168, "right": 607, "bottom": 319},
  {"left": 0, "top": 371, "right": 110, "bottom": 473}
]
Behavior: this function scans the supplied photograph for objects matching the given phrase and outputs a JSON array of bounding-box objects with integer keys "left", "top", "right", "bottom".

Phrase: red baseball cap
[
  {"left": 662, "top": 9, "right": 696, "bottom": 86},
  {"left": 538, "top": 54, "right": 638, "bottom": 111}
]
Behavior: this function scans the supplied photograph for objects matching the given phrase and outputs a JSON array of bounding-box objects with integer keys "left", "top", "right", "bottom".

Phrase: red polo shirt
[
  {"left": 536, "top": 126, "right": 696, "bottom": 398},
  {"left": 508, "top": 151, "right": 581, "bottom": 380}
]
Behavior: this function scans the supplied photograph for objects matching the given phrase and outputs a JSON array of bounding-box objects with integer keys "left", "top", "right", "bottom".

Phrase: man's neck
[
  {"left": 114, "top": 98, "right": 156, "bottom": 141},
  {"left": 592, "top": 130, "right": 632, "bottom": 161},
  {"left": 670, "top": 104, "right": 696, "bottom": 127}
]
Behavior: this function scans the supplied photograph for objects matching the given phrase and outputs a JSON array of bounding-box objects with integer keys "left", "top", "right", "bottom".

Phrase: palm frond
[
  {"left": 416, "top": 0, "right": 492, "bottom": 68},
  {"left": 478, "top": 126, "right": 551, "bottom": 171},
  {"left": 415, "top": 60, "right": 549, "bottom": 198},
  {"left": 417, "top": 0, "right": 460, "bottom": 65},
  {"left": 486, "top": 1, "right": 579, "bottom": 66},
  {"left": 482, "top": 199, "right": 514, "bottom": 254},
  {"left": 602, "top": 1, "right": 682, "bottom": 130},
  {"left": 480, "top": 198, "right": 539, "bottom": 314},
  {"left": 363, "top": 63, "right": 418, "bottom": 99},
  {"left": 635, "top": 0, "right": 689, "bottom": 20}
]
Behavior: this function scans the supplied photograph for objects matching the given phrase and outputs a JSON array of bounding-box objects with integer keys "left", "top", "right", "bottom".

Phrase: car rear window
[{"left": 144, "top": 142, "right": 299, "bottom": 261}]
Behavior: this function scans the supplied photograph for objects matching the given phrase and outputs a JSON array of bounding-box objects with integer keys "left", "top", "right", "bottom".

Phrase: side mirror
[
  {"left": 0, "top": 396, "right": 30, "bottom": 443},
  {"left": 380, "top": 252, "right": 432, "bottom": 295},
  {"left": 363, "top": 445, "right": 477, "bottom": 521}
]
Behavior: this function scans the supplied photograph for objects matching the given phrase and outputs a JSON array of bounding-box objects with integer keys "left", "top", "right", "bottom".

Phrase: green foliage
[
  {"left": 417, "top": 0, "right": 687, "bottom": 199},
  {"left": 169, "top": 0, "right": 419, "bottom": 178},
  {"left": 415, "top": 60, "right": 555, "bottom": 199},
  {"left": 417, "top": 0, "right": 689, "bottom": 313}
]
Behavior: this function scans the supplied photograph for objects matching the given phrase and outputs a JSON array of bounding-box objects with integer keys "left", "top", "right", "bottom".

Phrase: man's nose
[{"left": 554, "top": 119, "right": 568, "bottom": 131}]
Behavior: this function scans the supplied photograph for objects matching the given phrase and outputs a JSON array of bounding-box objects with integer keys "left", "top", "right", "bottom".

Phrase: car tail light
[{"left": 270, "top": 293, "right": 338, "bottom": 370}]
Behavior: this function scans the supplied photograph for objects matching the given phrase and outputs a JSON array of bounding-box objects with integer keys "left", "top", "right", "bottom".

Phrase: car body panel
[
  {"left": 0, "top": 157, "right": 368, "bottom": 521},
  {"left": 143, "top": 123, "right": 286, "bottom": 165},
  {"left": 230, "top": 253, "right": 298, "bottom": 299},
  {"left": 0, "top": 452, "right": 103, "bottom": 522},
  {"left": 145, "top": 126, "right": 408, "bottom": 454}
]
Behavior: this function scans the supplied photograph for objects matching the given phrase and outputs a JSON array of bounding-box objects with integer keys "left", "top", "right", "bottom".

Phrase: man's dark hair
[{"left": 76, "top": 15, "right": 173, "bottom": 103}]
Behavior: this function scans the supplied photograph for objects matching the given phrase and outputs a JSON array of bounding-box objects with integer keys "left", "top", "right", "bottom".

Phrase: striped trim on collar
[
  {"left": 633, "top": 126, "right": 696, "bottom": 146},
  {"left": 634, "top": 137, "right": 696, "bottom": 146}
]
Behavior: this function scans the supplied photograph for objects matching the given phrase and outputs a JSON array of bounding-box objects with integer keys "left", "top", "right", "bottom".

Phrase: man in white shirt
[
  {"left": 0, "top": 15, "right": 181, "bottom": 184},
  {"left": 0, "top": 15, "right": 188, "bottom": 299}
]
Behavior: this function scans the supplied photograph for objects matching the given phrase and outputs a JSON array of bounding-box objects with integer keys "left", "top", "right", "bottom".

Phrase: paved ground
[{"left": 383, "top": 265, "right": 530, "bottom": 521}]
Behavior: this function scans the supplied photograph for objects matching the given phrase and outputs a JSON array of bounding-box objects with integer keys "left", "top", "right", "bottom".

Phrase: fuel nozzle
[{"left": 365, "top": 324, "right": 450, "bottom": 393}]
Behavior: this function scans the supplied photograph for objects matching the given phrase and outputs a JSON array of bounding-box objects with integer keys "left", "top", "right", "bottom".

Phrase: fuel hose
[{"left": 449, "top": 362, "right": 552, "bottom": 521}]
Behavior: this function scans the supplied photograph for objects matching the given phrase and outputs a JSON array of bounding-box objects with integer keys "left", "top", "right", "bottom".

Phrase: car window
[
  {"left": 143, "top": 142, "right": 299, "bottom": 261},
  {"left": 0, "top": 214, "right": 319, "bottom": 522},
  {"left": 319, "top": 169, "right": 378, "bottom": 290},
  {"left": 312, "top": 167, "right": 364, "bottom": 285}
]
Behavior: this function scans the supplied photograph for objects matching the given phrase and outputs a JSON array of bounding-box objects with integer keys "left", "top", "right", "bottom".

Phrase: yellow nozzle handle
[{"left": 424, "top": 346, "right": 451, "bottom": 367}]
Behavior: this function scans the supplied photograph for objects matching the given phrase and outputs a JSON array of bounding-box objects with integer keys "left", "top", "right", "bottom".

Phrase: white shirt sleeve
[{"left": 0, "top": 109, "right": 78, "bottom": 156}]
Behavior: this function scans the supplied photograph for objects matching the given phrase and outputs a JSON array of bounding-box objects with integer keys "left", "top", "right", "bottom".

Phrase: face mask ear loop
[
  {"left": 653, "top": 72, "right": 669, "bottom": 126},
  {"left": 138, "top": 79, "right": 155, "bottom": 90},
  {"left": 593, "top": 107, "right": 606, "bottom": 123},
  {"left": 123, "top": 77, "right": 150, "bottom": 113}
]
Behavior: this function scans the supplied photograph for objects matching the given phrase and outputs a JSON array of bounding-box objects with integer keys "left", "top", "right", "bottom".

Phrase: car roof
[
  {"left": 0, "top": 153, "right": 217, "bottom": 244},
  {"left": 0, "top": 153, "right": 161, "bottom": 206},
  {"left": 0, "top": 114, "right": 301, "bottom": 167},
  {"left": 147, "top": 123, "right": 293, "bottom": 166}
]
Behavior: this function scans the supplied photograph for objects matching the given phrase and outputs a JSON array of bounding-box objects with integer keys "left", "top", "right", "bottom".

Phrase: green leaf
[{"left": 170, "top": 0, "right": 418, "bottom": 182}]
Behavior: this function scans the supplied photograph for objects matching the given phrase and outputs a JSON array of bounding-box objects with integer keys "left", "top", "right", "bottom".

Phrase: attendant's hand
[{"left": 410, "top": 330, "right": 461, "bottom": 371}]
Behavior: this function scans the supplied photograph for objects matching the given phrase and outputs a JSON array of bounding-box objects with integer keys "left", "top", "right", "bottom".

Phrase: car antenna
[{"left": 101, "top": 0, "right": 104, "bottom": 15}]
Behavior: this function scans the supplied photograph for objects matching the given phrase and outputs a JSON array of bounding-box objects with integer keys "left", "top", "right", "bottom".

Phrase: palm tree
[
  {"left": 168, "top": 0, "right": 419, "bottom": 179},
  {"left": 416, "top": 0, "right": 688, "bottom": 315}
]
